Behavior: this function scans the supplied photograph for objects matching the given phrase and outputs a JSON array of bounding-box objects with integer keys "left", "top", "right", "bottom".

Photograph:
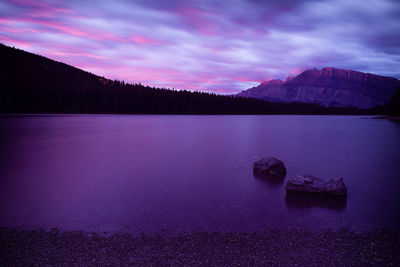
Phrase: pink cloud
[
  {"left": 48, "top": 51, "right": 108, "bottom": 60},
  {"left": 0, "top": 35, "right": 32, "bottom": 49},
  {"left": 0, "top": 25, "right": 24, "bottom": 34},
  {"left": 5, "top": 16, "right": 89, "bottom": 37},
  {"left": 96, "top": 32, "right": 125, "bottom": 42},
  {"left": 2, "top": 16, "right": 127, "bottom": 43},
  {"left": 9, "top": 0, "right": 73, "bottom": 18},
  {"left": 177, "top": 7, "right": 219, "bottom": 36},
  {"left": 235, "top": 77, "right": 262, "bottom": 83},
  {"left": 130, "top": 35, "right": 159, "bottom": 45},
  {"left": 25, "top": 28, "right": 40, "bottom": 33},
  {"left": 40, "top": 21, "right": 87, "bottom": 37}
]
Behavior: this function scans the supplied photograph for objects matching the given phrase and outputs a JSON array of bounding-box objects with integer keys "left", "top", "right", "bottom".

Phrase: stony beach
[{"left": 1, "top": 228, "right": 399, "bottom": 266}]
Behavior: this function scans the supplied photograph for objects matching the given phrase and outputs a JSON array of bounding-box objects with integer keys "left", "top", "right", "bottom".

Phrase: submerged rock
[
  {"left": 253, "top": 157, "right": 286, "bottom": 178},
  {"left": 285, "top": 175, "right": 347, "bottom": 197}
]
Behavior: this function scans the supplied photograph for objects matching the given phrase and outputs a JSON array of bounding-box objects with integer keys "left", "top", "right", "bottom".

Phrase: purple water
[{"left": 0, "top": 115, "right": 399, "bottom": 233}]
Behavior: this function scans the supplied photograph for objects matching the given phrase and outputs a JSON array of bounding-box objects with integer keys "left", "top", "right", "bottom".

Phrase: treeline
[{"left": 0, "top": 44, "right": 386, "bottom": 115}]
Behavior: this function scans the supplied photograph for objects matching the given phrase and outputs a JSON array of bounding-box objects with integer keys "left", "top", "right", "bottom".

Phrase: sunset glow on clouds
[{"left": 1, "top": 0, "right": 400, "bottom": 93}]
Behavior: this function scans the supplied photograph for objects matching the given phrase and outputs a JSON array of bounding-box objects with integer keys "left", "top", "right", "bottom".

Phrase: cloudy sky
[{"left": 1, "top": 0, "right": 399, "bottom": 93}]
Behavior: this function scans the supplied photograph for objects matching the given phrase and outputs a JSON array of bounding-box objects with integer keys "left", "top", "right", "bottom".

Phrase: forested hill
[{"left": 0, "top": 44, "right": 384, "bottom": 114}]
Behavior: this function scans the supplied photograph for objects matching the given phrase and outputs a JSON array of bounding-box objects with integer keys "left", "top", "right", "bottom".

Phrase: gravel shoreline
[{"left": 1, "top": 228, "right": 399, "bottom": 266}]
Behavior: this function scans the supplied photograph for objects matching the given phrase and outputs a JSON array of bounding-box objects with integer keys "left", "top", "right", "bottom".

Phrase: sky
[{"left": 1, "top": 0, "right": 400, "bottom": 94}]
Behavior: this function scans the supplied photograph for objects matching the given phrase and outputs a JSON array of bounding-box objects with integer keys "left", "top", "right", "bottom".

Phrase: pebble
[{"left": 0, "top": 228, "right": 399, "bottom": 266}]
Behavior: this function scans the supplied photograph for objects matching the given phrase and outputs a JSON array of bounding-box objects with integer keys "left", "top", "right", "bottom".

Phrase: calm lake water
[{"left": 0, "top": 115, "right": 399, "bottom": 233}]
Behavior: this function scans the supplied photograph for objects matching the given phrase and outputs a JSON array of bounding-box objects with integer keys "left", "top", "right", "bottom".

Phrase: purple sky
[{"left": 1, "top": 0, "right": 400, "bottom": 93}]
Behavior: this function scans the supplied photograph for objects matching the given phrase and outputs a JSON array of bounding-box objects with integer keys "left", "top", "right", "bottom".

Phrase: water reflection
[
  {"left": 285, "top": 194, "right": 347, "bottom": 211},
  {"left": 253, "top": 173, "right": 286, "bottom": 187}
]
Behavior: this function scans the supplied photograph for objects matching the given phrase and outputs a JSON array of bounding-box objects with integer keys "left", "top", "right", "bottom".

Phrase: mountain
[
  {"left": 388, "top": 88, "right": 400, "bottom": 115},
  {"left": 0, "top": 44, "right": 386, "bottom": 114},
  {"left": 237, "top": 68, "right": 400, "bottom": 108}
]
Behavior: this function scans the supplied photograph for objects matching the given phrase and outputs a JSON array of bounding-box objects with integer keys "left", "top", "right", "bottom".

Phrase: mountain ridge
[{"left": 238, "top": 67, "right": 400, "bottom": 108}]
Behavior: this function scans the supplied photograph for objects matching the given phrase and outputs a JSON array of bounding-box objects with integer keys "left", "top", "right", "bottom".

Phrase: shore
[
  {"left": 372, "top": 115, "right": 400, "bottom": 122},
  {"left": 1, "top": 228, "right": 399, "bottom": 266}
]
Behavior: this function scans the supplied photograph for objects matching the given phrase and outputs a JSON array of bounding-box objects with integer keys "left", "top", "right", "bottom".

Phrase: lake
[{"left": 0, "top": 115, "right": 399, "bottom": 233}]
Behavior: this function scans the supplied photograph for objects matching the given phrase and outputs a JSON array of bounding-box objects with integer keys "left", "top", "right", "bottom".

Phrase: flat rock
[
  {"left": 253, "top": 157, "right": 286, "bottom": 178},
  {"left": 285, "top": 175, "right": 347, "bottom": 197}
]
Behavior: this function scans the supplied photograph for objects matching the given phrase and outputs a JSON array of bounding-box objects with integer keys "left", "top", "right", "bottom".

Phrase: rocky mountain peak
[{"left": 237, "top": 67, "right": 400, "bottom": 108}]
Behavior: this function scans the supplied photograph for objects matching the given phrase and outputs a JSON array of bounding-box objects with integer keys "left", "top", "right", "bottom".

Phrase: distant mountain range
[{"left": 237, "top": 68, "right": 400, "bottom": 108}]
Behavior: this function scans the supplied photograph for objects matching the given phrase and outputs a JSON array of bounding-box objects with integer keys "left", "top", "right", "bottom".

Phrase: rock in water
[
  {"left": 285, "top": 175, "right": 347, "bottom": 197},
  {"left": 253, "top": 157, "right": 286, "bottom": 178}
]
